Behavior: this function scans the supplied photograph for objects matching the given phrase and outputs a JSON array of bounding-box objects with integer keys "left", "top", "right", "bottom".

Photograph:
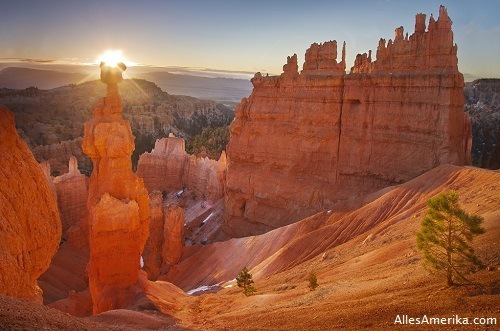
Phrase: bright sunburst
[{"left": 97, "top": 50, "right": 126, "bottom": 67}]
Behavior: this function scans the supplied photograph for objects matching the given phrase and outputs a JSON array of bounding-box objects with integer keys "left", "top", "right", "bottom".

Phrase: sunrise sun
[{"left": 97, "top": 50, "right": 126, "bottom": 67}]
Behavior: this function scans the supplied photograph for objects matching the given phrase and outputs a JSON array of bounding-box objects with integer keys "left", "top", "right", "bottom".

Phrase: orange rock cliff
[
  {"left": 82, "top": 73, "right": 150, "bottom": 314},
  {"left": 224, "top": 6, "right": 472, "bottom": 237},
  {"left": 0, "top": 106, "right": 62, "bottom": 302}
]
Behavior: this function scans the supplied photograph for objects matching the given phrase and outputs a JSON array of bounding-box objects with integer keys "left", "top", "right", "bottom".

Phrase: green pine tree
[
  {"left": 417, "top": 190, "right": 485, "bottom": 286},
  {"left": 236, "top": 267, "right": 257, "bottom": 296},
  {"left": 308, "top": 271, "right": 319, "bottom": 291}
]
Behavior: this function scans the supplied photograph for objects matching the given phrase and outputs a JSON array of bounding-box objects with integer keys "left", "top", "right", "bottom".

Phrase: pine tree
[
  {"left": 416, "top": 190, "right": 485, "bottom": 286},
  {"left": 308, "top": 271, "right": 319, "bottom": 291},
  {"left": 236, "top": 267, "right": 257, "bottom": 296}
]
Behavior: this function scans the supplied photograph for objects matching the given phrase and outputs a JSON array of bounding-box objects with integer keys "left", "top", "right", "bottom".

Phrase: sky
[{"left": 0, "top": 0, "right": 499, "bottom": 79}]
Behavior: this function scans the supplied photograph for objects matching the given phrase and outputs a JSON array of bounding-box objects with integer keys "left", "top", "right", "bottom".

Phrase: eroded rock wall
[
  {"left": 137, "top": 137, "right": 188, "bottom": 192},
  {"left": 160, "top": 205, "right": 185, "bottom": 275},
  {"left": 53, "top": 157, "right": 88, "bottom": 238},
  {"left": 142, "top": 191, "right": 165, "bottom": 280},
  {"left": 0, "top": 106, "right": 61, "bottom": 302},
  {"left": 224, "top": 6, "right": 471, "bottom": 237},
  {"left": 142, "top": 191, "right": 185, "bottom": 280},
  {"left": 32, "top": 137, "right": 91, "bottom": 176},
  {"left": 137, "top": 137, "right": 226, "bottom": 202}
]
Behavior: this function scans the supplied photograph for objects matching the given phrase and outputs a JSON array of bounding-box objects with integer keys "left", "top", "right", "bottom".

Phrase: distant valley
[{"left": 0, "top": 79, "right": 234, "bottom": 176}]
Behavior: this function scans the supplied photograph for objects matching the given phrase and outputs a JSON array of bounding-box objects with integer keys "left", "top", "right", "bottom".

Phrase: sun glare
[{"left": 97, "top": 50, "right": 126, "bottom": 67}]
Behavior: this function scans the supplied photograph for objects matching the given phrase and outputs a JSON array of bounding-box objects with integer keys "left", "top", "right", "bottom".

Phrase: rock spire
[{"left": 82, "top": 63, "right": 150, "bottom": 314}]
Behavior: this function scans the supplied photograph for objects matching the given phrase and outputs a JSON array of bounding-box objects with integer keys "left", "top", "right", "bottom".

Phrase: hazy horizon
[{"left": 1, "top": 0, "right": 499, "bottom": 79}]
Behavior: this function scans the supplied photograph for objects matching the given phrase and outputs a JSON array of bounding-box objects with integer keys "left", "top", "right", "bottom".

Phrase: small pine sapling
[
  {"left": 417, "top": 190, "right": 485, "bottom": 286},
  {"left": 236, "top": 267, "right": 257, "bottom": 296},
  {"left": 308, "top": 271, "right": 319, "bottom": 291}
]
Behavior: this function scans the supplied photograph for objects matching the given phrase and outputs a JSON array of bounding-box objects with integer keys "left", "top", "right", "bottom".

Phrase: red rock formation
[
  {"left": 143, "top": 191, "right": 165, "bottom": 280},
  {"left": 0, "top": 106, "right": 61, "bottom": 302},
  {"left": 143, "top": 191, "right": 185, "bottom": 280},
  {"left": 53, "top": 157, "right": 88, "bottom": 239},
  {"left": 185, "top": 150, "right": 226, "bottom": 202},
  {"left": 224, "top": 6, "right": 471, "bottom": 237},
  {"left": 160, "top": 205, "right": 185, "bottom": 275},
  {"left": 137, "top": 136, "right": 226, "bottom": 202},
  {"left": 82, "top": 78, "right": 150, "bottom": 314},
  {"left": 137, "top": 136, "right": 187, "bottom": 192}
]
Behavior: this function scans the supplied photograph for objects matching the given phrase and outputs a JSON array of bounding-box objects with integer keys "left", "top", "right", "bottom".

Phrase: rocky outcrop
[
  {"left": 160, "top": 205, "right": 185, "bottom": 275},
  {"left": 137, "top": 136, "right": 226, "bottom": 202},
  {"left": 224, "top": 6, "right": 472, "bottom": 237},
  {"left": 143, "top": 191, "right": 185, "bottom": 280},
  {"left": 137, "top": 136, "right": 187, "bottom": 192},
  {"left": 142, "top": 191, "right": 165, "bottom": 280},
  {"left": 53, "top": 157, "right": 88, "bottom": 239},
  {"left": 0, "top": 106, "right": 61, "bottom": 302},
  {"left": 82, "top": 78, "right": 150, "bottom": 314},
  {"left": 32, "top": 138, "right": 91, "bottom": 176}
]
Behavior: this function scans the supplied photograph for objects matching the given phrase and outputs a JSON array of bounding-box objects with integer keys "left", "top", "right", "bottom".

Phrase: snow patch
[
  {"left": 186, "top": 284, "right": 220, "bottom": 295},
  {"left": 201, "top": 212, "right": 214, "bottom": 225},
  {"left": 140, "top": 256, "right": 144, "bottom": 268}
]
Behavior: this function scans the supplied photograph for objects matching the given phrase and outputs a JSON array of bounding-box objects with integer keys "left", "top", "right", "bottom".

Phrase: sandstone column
[{"left": 82, "top": 62, "right": 150, "bottom": 314}]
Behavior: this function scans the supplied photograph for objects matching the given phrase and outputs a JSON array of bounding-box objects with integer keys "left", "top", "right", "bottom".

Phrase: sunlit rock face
[
  {"left": 0, "top": 106, "right": 61, "bottom": 303},
  {"left": 137, "top": 137, "right": 226, "bottom": 203},
  {"left": 82, "top": 82, "right": 150, "bottom": 314},
  {"left": 137, "top": 137, "right": 187, "bottom": 192},
  {"left": 224, "top": 6, "right": 471, "bottom": 237}
]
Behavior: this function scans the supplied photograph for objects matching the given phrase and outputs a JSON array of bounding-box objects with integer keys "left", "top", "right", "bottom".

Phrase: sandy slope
[
  {"left": 167, "top": 165, "right": 499, "bottom": 290},
  {"left": 172, "top": 165, "right": 499, "bottom": 330}
]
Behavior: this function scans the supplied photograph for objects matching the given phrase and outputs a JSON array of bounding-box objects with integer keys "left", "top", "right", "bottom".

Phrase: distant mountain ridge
[
  {"left": 135, "top": 71, "right": 252, "bottom": 103},
  {"left": 0, "top": 67, "right": 252, "bottom": 103},
  {"left": 0, "top": 67, "right": 89, "bottom": 90}
]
